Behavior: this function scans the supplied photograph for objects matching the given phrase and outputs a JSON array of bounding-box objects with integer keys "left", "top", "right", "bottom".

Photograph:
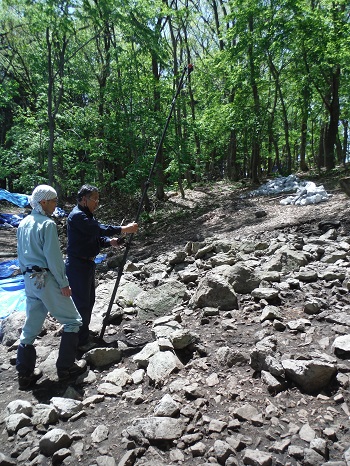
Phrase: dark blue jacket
[{"left": 66, "top": 205, "right": 121, "bottom": 258}]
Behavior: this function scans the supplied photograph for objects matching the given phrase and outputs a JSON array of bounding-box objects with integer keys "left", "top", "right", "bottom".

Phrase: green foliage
[{"left": 0, "top": 0, "right": 350, "bottom": 194}]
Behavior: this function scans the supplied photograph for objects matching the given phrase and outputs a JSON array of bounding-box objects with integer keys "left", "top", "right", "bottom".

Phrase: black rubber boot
[
  {"left": 16, "top": 343, "right": 36, "bottom": 374},
  {"left": 16, "top": 344, "right": 43, "bottom": 389},
  {"left": 56, "top": 332, "right": 87, "bottom": 380},
  {"left": 56, "top": 331, "right": 79, "bottom": 368}
]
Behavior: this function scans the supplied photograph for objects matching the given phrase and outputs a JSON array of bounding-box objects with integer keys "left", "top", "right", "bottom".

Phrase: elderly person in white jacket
[{"left": 16, "top": 184, "right": 86, "bottom": 389}]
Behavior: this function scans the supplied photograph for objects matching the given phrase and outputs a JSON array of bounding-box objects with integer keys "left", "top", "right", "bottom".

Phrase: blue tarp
[
  {"left": 0, "top": 188, "right": 30, "bottom": 207},
  {"left": 52, "top": 207, "right": 67, "bottom": 218},
  {"left": 0, "top": 257, "right": 106, "bottom": 280},
  {"left": 0, "top": 255, "right": 107, "bottom": 320},
  {"left": 95, "top": 254, "right": 107, "bottom": 264},
  {"left": 0, "top": 260, "right": 21, "bottom": 279},
  {"left": 0, "top": 213, "right": 25, "bottom": 227},
  {"left": 0, "top": 276, "right": 26, "bottom": 319},
  {"left": 0, "top": 260, "right": 25, "bottom": 319},
  {"left": 0, "top": 189, "right": 70, "bottom": 219},
  {"left": 0, "top": 209, "right": 67, "bottom": 230}
]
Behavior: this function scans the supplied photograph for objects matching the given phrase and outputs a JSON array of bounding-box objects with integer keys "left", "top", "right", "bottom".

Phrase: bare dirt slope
[
  {"left": 2, "top": 180, "right": 350, "bottom": 261},
  {"left": 131, "top": 181, "right": 350, "bottom": 259}
]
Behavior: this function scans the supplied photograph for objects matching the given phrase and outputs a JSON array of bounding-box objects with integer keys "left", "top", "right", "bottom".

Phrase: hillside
[{"left": 1, "top": 177, "right": 350, "bottom": 466}]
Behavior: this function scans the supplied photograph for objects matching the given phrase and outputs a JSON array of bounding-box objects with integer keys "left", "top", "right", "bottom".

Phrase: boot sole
[
  {"left": 18, "top": 373, "right": 43, "bottom": 390},
  {"left": 57, "top": 367, "right": 87, "bottom": 381}
]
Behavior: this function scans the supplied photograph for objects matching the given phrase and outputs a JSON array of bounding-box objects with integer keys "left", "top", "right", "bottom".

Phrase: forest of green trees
[{"left": 0, "top": 0, "right": 349, "bottom": 199}]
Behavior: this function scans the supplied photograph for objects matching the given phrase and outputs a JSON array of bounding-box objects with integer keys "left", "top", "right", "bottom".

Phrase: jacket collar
[{"left": 78, "top": 203, "right": 93, "bottom": 218}]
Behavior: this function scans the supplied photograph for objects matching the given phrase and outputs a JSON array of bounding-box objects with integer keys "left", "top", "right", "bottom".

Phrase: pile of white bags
[{"left": 245, "top": 175, "right": 331, "bottom": 206}]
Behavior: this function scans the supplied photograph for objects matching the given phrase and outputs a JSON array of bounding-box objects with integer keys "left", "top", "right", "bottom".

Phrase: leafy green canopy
[{"left": 0, "top": 0, "right": 350, "bottom": 196}]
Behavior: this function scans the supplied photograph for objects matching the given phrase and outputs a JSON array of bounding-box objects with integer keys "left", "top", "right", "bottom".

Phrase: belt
[{"left": 23, "top": 266, "right": 49, "bottom": 275}]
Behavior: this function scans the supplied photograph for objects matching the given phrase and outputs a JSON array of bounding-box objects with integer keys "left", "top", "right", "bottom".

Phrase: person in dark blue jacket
[{"left": 66, "top": 184, "right": 138, "bottom": 351}]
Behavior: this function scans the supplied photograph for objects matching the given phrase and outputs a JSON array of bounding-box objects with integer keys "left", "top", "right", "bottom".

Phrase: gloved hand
[{"left": 30, "top": 270, "right": 47, "bottom": 289}]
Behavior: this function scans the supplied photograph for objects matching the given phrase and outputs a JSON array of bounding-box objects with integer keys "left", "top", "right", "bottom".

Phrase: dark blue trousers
[{"left": 66, "top": 256, "right": 96, "bottom": 346}]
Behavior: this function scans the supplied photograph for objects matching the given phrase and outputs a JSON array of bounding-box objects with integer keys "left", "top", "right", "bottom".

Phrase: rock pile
[{"left": 1, "top": 220, "right": 350, "bottom": 465}]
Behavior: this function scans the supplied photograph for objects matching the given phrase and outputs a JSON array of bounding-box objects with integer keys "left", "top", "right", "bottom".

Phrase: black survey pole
[{"left": 99, "top": 64, "right": 193, "bottom": 340}]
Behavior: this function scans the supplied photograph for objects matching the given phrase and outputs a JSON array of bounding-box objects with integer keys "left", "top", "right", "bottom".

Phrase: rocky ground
[{"left": 1, "top": 179, "right": 350, "bottom": 466}]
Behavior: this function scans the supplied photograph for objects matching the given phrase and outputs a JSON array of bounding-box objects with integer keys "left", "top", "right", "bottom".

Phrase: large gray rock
[
  {"left": 216, "top": 346, "right": 250, "bottom": 367},
  {"left": 170, "top": 329, "right": 199, "bottom": 349},
  {"left": 127, "top": 416, "right": 185, "bottom": 441},
  {"left": 50, "top": 397, "right": 83, "bottom": 420},
  {"left": 32, "top": 404, "right": 59, "bottom": 426},
  {"left": 251, "top": 287, "right": 280, "bottom": 301},
  {"left": 304, "top": 297, "right": 326, "bottom": 315},
  {"left": 116, "top": 282, "right": 144, "bottom": 307},
  {"left": 250, "top": 336, "right": 277, "bottom": 372},
  {"left": 135, "top": 281, "right": 187, "bottom": 320},
  {"left": 215, "top": 263, "right": 261, "bottom": 294},
  {"left": 91, "top": 424, "right": 109, "bottom": 443},
  {"left": 153, "top": 394, "right": 180, "bottom": 417},
  {"left": 190, "top": 271, "right": 238, "bottom": 310},
  {"left": 261, "top": 370, "right": 286, "bottom": 394},
  {"left": 213, "top": 439, "right": 234, "bottom": 464},
  {"left": 133, "top": 341, "right": 160, "bottom": 368},
  {"left": 5, "top": 400, "right": 32, "bottom": 417},
  {"left": 104, "top": 367, "right": 132, "bottom": 387},
  {"left": 263, "top": 246, "right": 309, "bottom": 273},
  {"left": 332, "top": 335, "right": 350, "bottom": 358},
  {"left": 168, "top": 250, "right": 187, "bottom": 265},
  {"left": 282, "top": 358, "right": 337, "bottom": 394},
  {"left": 147, "top": 351, "right": 184, "bottom": 385},
  {"left": 83, "top": 347, "right": 122, "bottom": 367},
  {"left": 97, "top": 383, "right": 123, "bottom": 397},
  {"left": 95, "top": 455, "right": 116, "bottom": 466},
  {"left": 232, "top": 403, "right": 259, "bottom": 422},
  {"left": 152, "top": 320, "right": 183, "bottom": 340},
  {"left": 177, "top": 264, "right": 199, "bottom": 284},
  {"left": 243, "top": 448, "right": 273, "bottom": 465},
  {"left": 1, "top": 312, "right": 26, "bottom": 346},
  {"left": 39, "top": 428, "right": 72, "bottom": 456},
  {"left": 325, "top": 312, "right": 350, "bottom": 327},
  {"left": 5, "top": 413, "right": 31, "bottom": 434},
  {"left": 260, "top": 305, "right": 282, "bottom": 322}
]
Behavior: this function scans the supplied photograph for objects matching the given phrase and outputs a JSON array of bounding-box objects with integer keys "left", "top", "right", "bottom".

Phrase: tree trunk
[
  {"left": 47, "top": 27, "right": 55, "bottom": 187},
  {"left": 299, "top": 85, "right": 309, "bottom": 172},
  {"left": 226, "top": 129, "right": 239, "bottom": 180},
  {"left": 267, "top": 55, "right": 292, "bottom": 174},
  {"left": 46, "top": 25, "right": 67, "bottom": 194},
  {"left": 324, "top": 66, "right": 340, "bottom": 170},
  {"left": 318, "top": 123, "right": 327, "bottom": 171},
  {"left": 248, "top": 15, "right": 260, "bottom": 183},
  {"left": 342, "top": 120, "right": 348, "bottom": 165},
  {"left": 300, "top": 118, "right": 309, "bottom": 172},
  {"left": 152, "top": 53, "right": 165, "bottom": 201}
]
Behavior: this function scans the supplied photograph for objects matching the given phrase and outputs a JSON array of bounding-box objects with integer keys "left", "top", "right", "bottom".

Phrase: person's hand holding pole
[
  {"left": 110, "top": 222, "right": 138, "bottom": 247},
  {"left": 121, "top": 222, "right": 138, "bottom": 234}
]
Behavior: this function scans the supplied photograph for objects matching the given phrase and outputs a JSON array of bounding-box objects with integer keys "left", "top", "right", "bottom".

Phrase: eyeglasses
[{"left": 87, "top": 197, "right": 99, "bottom": 204}]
